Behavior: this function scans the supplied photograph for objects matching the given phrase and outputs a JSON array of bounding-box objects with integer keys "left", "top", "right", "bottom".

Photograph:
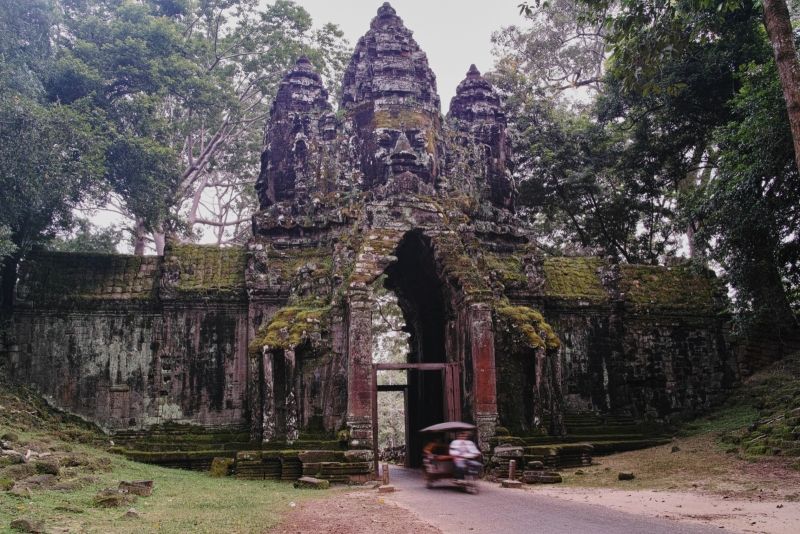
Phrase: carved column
[
  {"left": 469, "top": 302, "right": 498, "bottom": 452},
  {"left": 261, "top": 350, "right": 276, "bottom": 443},
  {"left": 346, "top": 293, "right": 374, "bottom": 448}
]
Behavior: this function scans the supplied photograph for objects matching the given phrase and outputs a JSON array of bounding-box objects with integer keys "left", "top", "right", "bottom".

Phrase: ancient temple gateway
[{"left": 3, "top": 4, "right": 736, "bottom": 468}]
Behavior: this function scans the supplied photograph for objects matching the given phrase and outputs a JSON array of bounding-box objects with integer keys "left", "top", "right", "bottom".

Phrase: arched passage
[{"left": 382, "top": 230, "right": 452, "bottom": 466}]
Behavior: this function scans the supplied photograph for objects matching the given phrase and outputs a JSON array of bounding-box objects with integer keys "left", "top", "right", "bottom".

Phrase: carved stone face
[{"left": 352, "top": 109, "right": 439, "bottom": 189}]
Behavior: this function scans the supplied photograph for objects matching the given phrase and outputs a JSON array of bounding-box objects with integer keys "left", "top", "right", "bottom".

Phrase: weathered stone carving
[{"left": 4, "top": 3, "right": 735, "bottom": 468}]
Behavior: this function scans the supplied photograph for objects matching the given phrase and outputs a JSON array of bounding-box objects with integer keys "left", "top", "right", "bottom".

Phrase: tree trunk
[
  {"left": 153, "top": 226, "right": 166, "bottom": 256},
  {"left": 763, "top": 0, "right": 800, "bottom": 174},
  {"left": 132, "top": 217, "right": 147, "bottom": 256},
  {"left": 0, "top": 251, "right": 21, "bottom": 315}
]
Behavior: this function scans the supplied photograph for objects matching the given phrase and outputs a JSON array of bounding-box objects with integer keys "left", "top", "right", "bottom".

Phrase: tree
[
  {"left": 49, "top": 0, "right": 349, "bottom": 253},
  {"left": 498, "top": 0, "right": 607, "bottom": 101},
  {"left": 763, "top": 0, "right": 800, "bottom": 174},
  {"left": 47, "top": 219, "right": 123, "bottom": 254},
  {"left": 0, "top": 97, "right": 105, "bottom": 310},
  {"left": 696, "top": 59, "right": 800, "bottom": 352}
]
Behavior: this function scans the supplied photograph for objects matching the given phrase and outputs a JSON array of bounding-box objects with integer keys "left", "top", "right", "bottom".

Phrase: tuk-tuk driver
[{"left": 449, "top": 431, "right": 481, "bottom": 479}]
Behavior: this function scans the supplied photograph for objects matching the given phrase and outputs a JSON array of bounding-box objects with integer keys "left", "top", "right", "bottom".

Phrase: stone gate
[{"left": 2, "top": 4, "right": 737, "bottom": 463}]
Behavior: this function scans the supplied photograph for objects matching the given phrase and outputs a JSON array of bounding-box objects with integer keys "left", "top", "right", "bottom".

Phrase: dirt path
[
  {"left": 270, "top": 463, "right": 800, "bottom": 534},
  {"left": 269, "top": 488, "right": 442, "bottom": 534},
  {"left": 534, "top": 486, "right": 800, "bottom": 534}
]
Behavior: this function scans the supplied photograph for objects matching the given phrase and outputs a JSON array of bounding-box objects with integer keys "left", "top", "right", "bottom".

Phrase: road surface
[{"left": 384, "top": 466, "right": 722, "bottom": 534}]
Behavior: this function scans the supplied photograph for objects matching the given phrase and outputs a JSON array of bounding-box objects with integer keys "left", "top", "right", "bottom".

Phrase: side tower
[
  {"left": 255, "top": 56, "right": 337, "bottom": 207},
  {"left": 448, "top": 64, "right": 515, "bottom": 210}
]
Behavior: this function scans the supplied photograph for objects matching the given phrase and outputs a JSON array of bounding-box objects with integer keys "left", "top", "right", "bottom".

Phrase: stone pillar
[
  {"left": 469, "top": 302, "right": 498, "bottom": 452},
  {"left": 261, "top": 350, "right": 276, "bottom": 443},
  {"left": 346, "top": 293, "right": 373, "bottom": 448},
  {"left": 285, "top": 348, "right": 299, "bottom": 443}
]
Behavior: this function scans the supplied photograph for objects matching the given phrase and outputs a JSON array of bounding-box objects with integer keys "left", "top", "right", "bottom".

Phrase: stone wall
[
  {"left": 494, "top": 256, "right": 737, "bottom": 434},
  {"left": 4, "top": 247, "right": 252, "bottom": 432}
]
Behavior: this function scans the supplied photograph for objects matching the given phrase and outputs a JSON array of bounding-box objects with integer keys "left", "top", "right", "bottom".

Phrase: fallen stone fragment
[
  {"left": 293, "top": 476, "right": 330, "bottom": 489},
  {"left": 123, "top": 508, "right": 140, "bottom": 519},
  {"left": 9, "top": 487, "right": 31, "bottom": 499},
  {"left": 9, "top": 518, "right": 44, "bottom": 533},
  {"left": 671, "top": 446, "right": 680, "bottom": 453},
  {"left": 34, "top": 459, "right": 60, "bottom": 476},
  {"left": 618, "top": 472, "right": 635, "bottom": 481},
  {"left": 54, "top": 506, "right": 84, "bottom": 514},
  {"left": 4, "top": 463, "right": 36, "bottom": 481},
  {"left": 209, "top": 457, "right": 234, "bottom": 477},
  {"left": 501, "top": 479, "right": 523, "bottom": 489},
  {"left": 94, "top": 488, "right": 136, "bottom": 508},
  {"left": 0, "top": 450, "right": 24, "bottom": 465},
  {"left": 522, "top": 471, "right": 563, "bottom": 484},
  {"left": 1, "top": 432, "right": 19, "bottom": 443},
  {"left": 119, "top": 480, "right": 154, "bottom": 496},
  {"left": 20, "top": 474, "right": 56, "bottom": 489},
  {"left": 378, "top": 484, "right": 395, "bottom": 493}
]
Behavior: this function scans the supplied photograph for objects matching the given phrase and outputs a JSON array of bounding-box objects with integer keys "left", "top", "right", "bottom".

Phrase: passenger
[{"left": 449, "top": 431, "right": 481, "bottom": 479}]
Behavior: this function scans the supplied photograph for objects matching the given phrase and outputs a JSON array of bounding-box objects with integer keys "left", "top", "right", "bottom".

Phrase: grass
[
  {"left": 555, "top": 352, "right": 800, "bottom": 499},
  {"left": 0, "top": 382, "right": 322, "bottom": 534}
]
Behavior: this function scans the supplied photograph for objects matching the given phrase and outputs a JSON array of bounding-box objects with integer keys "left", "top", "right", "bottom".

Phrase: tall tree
[
  {"left": 0, "top": 97, "right": 106, "bottom": 310},
  {"left": 49, "top": 0, "right": 349, "bottom": 253},
  {"left": 763, "top": 0, "right": 800, "bottom": 174}
]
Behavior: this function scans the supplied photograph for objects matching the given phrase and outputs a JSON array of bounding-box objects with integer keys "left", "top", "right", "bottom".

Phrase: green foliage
[
  {"left": 47, "top": 219, "right": 123, "bottom": 254},
  {"left": 695, "top": 58, "right": 800, "bottom": 323},
  {"left": 0, "top": 96, "right": 105, "bottom": 253}
]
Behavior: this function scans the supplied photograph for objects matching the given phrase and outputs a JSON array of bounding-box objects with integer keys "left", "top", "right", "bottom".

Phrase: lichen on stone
[
  {"left": 495, "top": 302, "right": 560, "bottom": 350},
  {"left": 250, "top": 304, "right": 331, "bottom": 353}
]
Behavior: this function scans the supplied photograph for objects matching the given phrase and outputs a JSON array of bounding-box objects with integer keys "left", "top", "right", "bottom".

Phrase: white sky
[{"left": 290, "top": 0, "right": 523, "bottom": 109}]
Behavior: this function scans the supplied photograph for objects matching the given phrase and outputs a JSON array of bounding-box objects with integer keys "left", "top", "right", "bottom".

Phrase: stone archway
[{"left": 345, "top": 228, "right": 499, "bottom": 458}]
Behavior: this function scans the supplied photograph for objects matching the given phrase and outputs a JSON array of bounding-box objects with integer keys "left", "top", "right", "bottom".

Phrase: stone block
[
  {"left": 209, "top": 457, "right": 234, "bottom": 477},
  {"left": 34, "top": 460, "right": 60, "bottom": 476},
  {"left": 93, "top": 489, "right": 136, "bottom": 508},
  {"left": 377, "top": 484, "right": 395, "bottom": 493},
  {"left": 618, "top": 472, "right": 635, "bottom": 481},
  {"left": 522, "top": 471, "right": 562, "bottom": 484},
  {"left": 501, "top": 479, "right": 523, "bottom": 489},
  {"left": 493, "top": 445, "right": 524, "bottom": 458},
  {"left": 9, "top": 518, "right": 44, "bottom": 533},
  {"left": 344, "top": 449, "right": 373, "bottom": 463},
  {"left": 293, "top": 476, "right": 330, "bottom": 490},
  {"left": 119, "top": 480, "right": 154, "bottom": 496}
]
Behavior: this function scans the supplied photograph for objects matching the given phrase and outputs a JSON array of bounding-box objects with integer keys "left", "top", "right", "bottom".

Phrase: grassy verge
[
  {"left": 0, "top": 382, "right": 322, "bottom": 533},
  {"left": 554, "top": 352, "right": 800, "bottom": 499}
]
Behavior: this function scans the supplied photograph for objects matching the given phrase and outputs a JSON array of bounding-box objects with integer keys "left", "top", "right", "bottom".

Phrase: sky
[{"left": 289, "top": 0, "right": 523, "bottom": 109}]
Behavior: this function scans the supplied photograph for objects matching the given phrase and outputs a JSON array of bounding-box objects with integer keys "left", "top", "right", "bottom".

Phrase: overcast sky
[{"left": 289, "top": 0, "right": 523, "bottom": 109}]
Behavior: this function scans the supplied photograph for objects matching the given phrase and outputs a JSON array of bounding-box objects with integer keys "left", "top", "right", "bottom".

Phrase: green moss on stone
[
  {"left": 495, "top": 302, "right": 560, "bottom": 350},
  {"left": 165, "top": 244, "right": 247, "bottom": 298},
  {"left": 250, "top": 305, "right": 331, "bottom": 352},
  {"left": 482, "top": 252, "right": 528, "bottom": 286},
  {"left": 620, "top": 264, "right": 717, "bottom": 312},
  {"left": 543, "top": 257, "right": 608, "bottom": 303},
  {"left": 18, "top": 250, "right": 160, "bottom": 304}
]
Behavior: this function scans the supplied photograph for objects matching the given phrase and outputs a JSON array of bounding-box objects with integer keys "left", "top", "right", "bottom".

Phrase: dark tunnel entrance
[{"left": 382, "top": 230, "right": 452, "bottom": 467}]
